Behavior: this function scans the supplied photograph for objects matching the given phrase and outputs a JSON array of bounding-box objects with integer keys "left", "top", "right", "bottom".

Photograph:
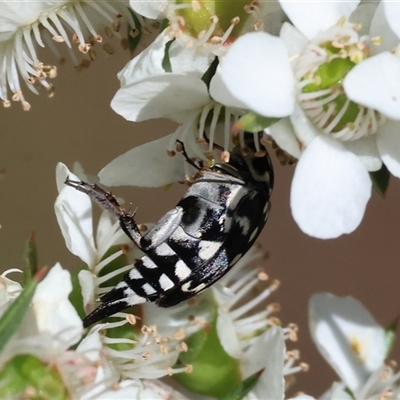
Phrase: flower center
[
  {"left": 167, "top": 0, "right": 264, "bottom": 52},
  {"left": 296, "top": 19, "right": 385, "bottom": 141}
]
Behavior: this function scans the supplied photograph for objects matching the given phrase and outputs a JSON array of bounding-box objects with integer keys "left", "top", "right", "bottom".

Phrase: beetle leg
[
  {"left": 65, "top": 178, "right": 142, "bottom": 247},
  {"left": 140, "top": 206, "right": 184, "bottom": 250}
]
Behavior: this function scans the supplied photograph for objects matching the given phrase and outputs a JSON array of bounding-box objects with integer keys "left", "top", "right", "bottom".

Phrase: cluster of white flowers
[
  {"left": 0, "top": 0, "right": 400, "bottom": 398},
  {"left": 2, "top": 0, "right": 400, "bottom": 239}
]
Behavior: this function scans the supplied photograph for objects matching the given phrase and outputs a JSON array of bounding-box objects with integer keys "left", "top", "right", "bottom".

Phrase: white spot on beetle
[
  {"left": 159, "top": 274, "right": 175, "bottom": 291},
  {"left": 175, "top": 259, "right": 192, "bottom": 281},
  {"left": 181, "top": 281, "right": 206, "bottom": 293},
  {"left": 198, "top": 241, "right": 222, "bottom": 260},
  {"left": 236, "top": 216, "right": 250, "bottom": 235},
  {"left": 155, "top": 243, "right": 175, "bottom": 256},
  {"left": 263, "top": 202, "right": 270, "bottom": 214},
  {"left": 129, "top": 269, "right": 143, "bottom": 280},
  {"left": 142, "top": 282, "right": 157, "bottom": 295},
  {"left": 142, "top": 257, "right": 157, "bottom": 269},
  {"left": 123, "top": 289, "right": 146, "bottom": 306},
  {"left": 192, "top": 283, "right": 206, "bottom": 293},
  {"left": 115, "top": 281, "right": 128, "bottom": 289},
  {"left": 181, "top": 281, "right": 192, "bottom": 292},
  {"left": 249, "top": 227, "right": 259, "bottom": 242}
]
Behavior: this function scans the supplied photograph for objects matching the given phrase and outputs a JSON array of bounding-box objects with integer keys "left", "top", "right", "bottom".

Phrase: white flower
[
  {"left": 0, "top": 0, "right": 132, "bottom": 109},
  {"left": 309, "top": 293, "right": 400, "bottom": 399},
  {"left": 54, "top": 162, "right": 135, "bottom": 314},
  {"left": 211, "top": 2, "right": 392, "bottom": 239},
  {"left": 103, "top": 29, "right": 236, "bottom": 188},
  {"left": 213, "top": 246, "right": 306, "bottom": 398},
  {"left": 342, "top": 2, "right": 400, "bottom": 179},
  {"left": 159, "top": 245, "right": 306, "bottom": 399},
  {"left": 32, "top": 263, "right": 83, "bottom": 345},
  {"left": 1, "top": 263, "right": 83, "bottom": 352}
]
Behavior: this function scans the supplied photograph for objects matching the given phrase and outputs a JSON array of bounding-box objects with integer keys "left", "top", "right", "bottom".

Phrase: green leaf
[
  {"left": 127, "top": 10, "right": 142, "bottom": 53},
  {"left": 173, "top": 315, "right": 241, "bottom": 397},
  {"left": 370, "top": 163, "right": 390, "bottom": 197},
  {"left": 0, "top": 354, "right": 68, "bottom": 400},
  {"left": 219, "top": 371, "right": 261, "bottom": 400},
  {"left": 201, "top": 56, "right": 219, "bottom": 89},
  {"left": 162, "top": 39, "right": 175, "bottom": 72},
  {"left": 22, "top": 232, "right": 38, "bottom": 285},
  {"left": 344, "top": 387, "right": 356, "bottom": 399},
  {"left": 385, "top": 315, "right": 399, "bottom": 358},
  {"left": 0, "top": 267, "right": 47, "bottom": 353},
  {"left": 234, "top": 112, "right": 280, "bottom": 133},
  {"left": 160, "top": 18, "right": 169, "bottom": 32},
  {"left": 68, "top": 270, "right": 86, "bottom": 319}
]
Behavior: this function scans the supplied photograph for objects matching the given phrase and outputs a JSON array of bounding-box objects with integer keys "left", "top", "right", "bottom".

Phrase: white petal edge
[
  {"left": 33, "top": 263, "right": 83, "bottom": 346},
  {"left": 290, "top": 136, "right": 371, "bottom": 239},
  {"left": 309, "top": 293, "right": 386, "bottom": 392},
  {"left": 383, "top": 2, "right": 400, "bottom": 41},
  {"left": 55, "top": 163, "right": 96, "bottom": 266},
  {"left": 78, "top": 269, "right": 96, "bottom": 314},
  {"left": 369, "top": 2, "right": 399, "bottom": 55},
  {"left": 376, "top": 119, "right": 400, "bottom": 178},
  {"left": 343, "top": 52, "right": 400, "bottom": 120},
  {"left": 99, "top": 134, "right": 185, "bottom": 187},
  {"left": 129, "top": 0, "right": 168, "bottom": 19},
  {"left": 266, "top": 117, "right": 301, "bottom": 159},
  {"left": 280, "top": 22, "right": 308, "bottom": 65},
  {"left": 116, "top": 31, "right": 169, "bottom": 87},
  {"left": 343, "top": 136, "right": 382, "bottom": 172},
  {"left": 289, "top": 102, "right": 320, "bottom": 147},
  {"left": 245, "top": 326, "right": 285, "bottom": 400},
  {"left": 279, "top": 1, "right": 360, "bottom": 40},
  {"left": 111, "top": 74, "right": 210, "bottom": 123},
  {"left": 213, "top": 31, "right": 295, "bottom": 118}
]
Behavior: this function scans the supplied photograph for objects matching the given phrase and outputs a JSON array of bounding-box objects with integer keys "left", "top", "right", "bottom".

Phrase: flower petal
[
  {"left": 376, "top": 119, "right": 400, "bottom": 178},
  {"left": 33, "top": 263, "right": 83, "bottom": 346},
  {"left": 290, "top": 136, "right": 371, "bottom": 239},
  {"left": 369, "top": 2, "right": 399, "bottom": 55},
  {"left": 279, "top": 1, "right": 360, "bottom": 40},
  {"left": 217, "top": 309, "right": 241, "bottom": 358},
  {"left": 116, "top": 31, "right": 169, "bottom": 86},
  {"left": 99, "top": 134, "right": 185, "bottom": 187},
  {"left": 211, "top": 31, "right": 295, "bottom": 118},
  {"left": 111, "top": 74, "right": 210, "bottom": 123},
  {"left": 78, "top": 269, "right": 96, "bottom": 314},
  {"left": 382, "top": 2, "right": 400, "bottom": 41},
  {"left": 280, "top": 22, "right": 308, "bottom": 63},
  {"left": 129, "top": 0, "right": 168, "bottom": 20},
  {"left": 289, "top": 103, "right": 320, "bottom": 147},
  {"left": 245, "top": 326, "right": 285, "bottom": 399},
  {"left": 343, "top": 51, "right": 400, "bottom": 120},
  {"left": 0, "top": 269, "right": 22, "bottom": 310},
  {"left": 0, "top": 1, "right": 66, "bottom": 41},
  {"left": 343, "top": 136, "right": 382, "bottom": 172},
  {"left": 267, "top": 117, "right": 301, "bottom": 159},
  {"left": 96, "top": 210, "right": 128, "bottom": 258},
  {"left": 309, "top": 293, "right": 386, "bottom": 392},
  {"left": 55, "top": 163, "right": 96, "bottom": 266}
]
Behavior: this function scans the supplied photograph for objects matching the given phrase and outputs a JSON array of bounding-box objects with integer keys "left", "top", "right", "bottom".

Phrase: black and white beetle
[{"left": 65, "top": 133, "right": 274, "bottom": 327}]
